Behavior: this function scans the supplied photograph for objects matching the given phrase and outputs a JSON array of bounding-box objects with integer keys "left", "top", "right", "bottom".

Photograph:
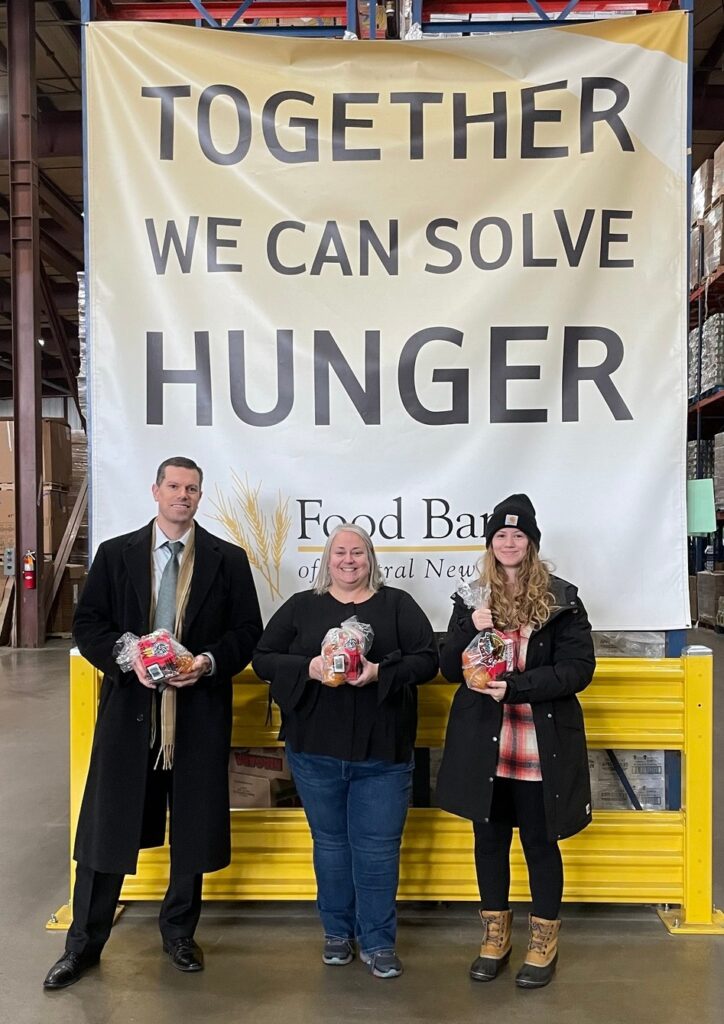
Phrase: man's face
[{"left": 152, "top": 466, "right": 202, "bottom": 532}]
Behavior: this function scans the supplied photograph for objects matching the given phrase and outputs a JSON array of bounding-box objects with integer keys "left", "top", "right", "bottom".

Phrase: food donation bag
[
  {"left": 321, "top": 616, "right": 374, "bottom": 686},
  {"left": 455, "top": 578, "right": 514, "bottom": 691},
  {"left": 114, "top": 629, "right": 195, "bottom": 685}
]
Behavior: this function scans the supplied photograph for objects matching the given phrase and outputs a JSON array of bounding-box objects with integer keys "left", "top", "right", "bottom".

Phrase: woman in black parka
[{"left": 437, "top": 494, "right": 595, "bottom": 990}]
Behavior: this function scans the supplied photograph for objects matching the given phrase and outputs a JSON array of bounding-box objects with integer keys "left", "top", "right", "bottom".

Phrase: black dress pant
[
  {"left": 65, "top": 863, "right": 202, "bottom": 958},
  {"left": 473, "top": 777, "right": 563, "bottom": 921}
]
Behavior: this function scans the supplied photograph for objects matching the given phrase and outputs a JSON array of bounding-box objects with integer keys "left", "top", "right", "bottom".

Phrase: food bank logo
[{"left": 208, "top": 472, "right": 291, "bottom": 601}]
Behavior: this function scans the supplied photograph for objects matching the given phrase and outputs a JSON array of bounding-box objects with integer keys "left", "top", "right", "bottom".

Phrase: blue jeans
[{"left": 286, "top": 747, "right": 413, "bottom": 954}]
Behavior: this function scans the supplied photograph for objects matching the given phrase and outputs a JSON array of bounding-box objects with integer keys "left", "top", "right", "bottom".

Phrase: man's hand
[
  {"left": 132, "top": 655, "right": 156, "bottom": 689},
  {"left": 166, "top": 655, "right": 212, "bottom": 688}
]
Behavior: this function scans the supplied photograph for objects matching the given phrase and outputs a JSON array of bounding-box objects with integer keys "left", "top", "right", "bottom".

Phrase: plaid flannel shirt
[{"left": 496, "top": 625, "right": 542, "bottom": 782}]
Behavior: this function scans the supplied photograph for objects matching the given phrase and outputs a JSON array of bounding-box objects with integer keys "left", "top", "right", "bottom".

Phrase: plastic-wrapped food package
[
  {"left": 692, "top": 159, "right": 713, "bottom": 223},
  {"left": 592, "top": 632, "right": 665, "bottom": 658},
  {"left": 456, "top": 578, "right": 489, "bottom": 611},
  {"left": 454, "top": 577, "right": 513, "bottom": 691},
  {"left": 462, "top": 629, "right": 515, "bottom": 691},
  {"left": 703, "top": 204, "right": 723, "bottom": 280},
  {"left": 320, "top": 616, "right": 374, "bottom": 686},
  {"left": 114, "top": 629, "right": 195, "bottom": 684}
]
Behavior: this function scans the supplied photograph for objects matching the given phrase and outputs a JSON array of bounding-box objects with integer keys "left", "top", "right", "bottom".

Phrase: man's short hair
[{"left": 156, "top": 457, "right": 204, "bottom": 488}]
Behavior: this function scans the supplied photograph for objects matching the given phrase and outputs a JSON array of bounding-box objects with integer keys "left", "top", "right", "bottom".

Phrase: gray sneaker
[
  {"left": 322, "top": 938, "right": 355, "bottom": 966},
  {"left": 360, "top": 949, "right": 403, "bottom": 978}
]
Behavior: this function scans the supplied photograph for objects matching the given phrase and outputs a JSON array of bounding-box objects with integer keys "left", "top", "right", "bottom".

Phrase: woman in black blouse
[{"left": 252, "top": 523, "right": 437, "bottom": 979}]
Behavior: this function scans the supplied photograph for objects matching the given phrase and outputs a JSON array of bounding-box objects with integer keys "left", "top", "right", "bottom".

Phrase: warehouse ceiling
[{"left": 0, "top": 0, "right": 722, "bottom": 401}]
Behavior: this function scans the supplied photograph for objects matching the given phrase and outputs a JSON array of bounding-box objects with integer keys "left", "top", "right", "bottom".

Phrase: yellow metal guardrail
[{"left": 49, "top": 647, "right": 724, "bottom": 935}]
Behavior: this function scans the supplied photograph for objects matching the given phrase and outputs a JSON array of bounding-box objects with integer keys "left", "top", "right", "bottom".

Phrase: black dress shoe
[
  {"left": 43, "top": 950, "right": 99, "bottom": 990},
  {"left": 163, "top": 937, "right": 204, "bottom": 972}
]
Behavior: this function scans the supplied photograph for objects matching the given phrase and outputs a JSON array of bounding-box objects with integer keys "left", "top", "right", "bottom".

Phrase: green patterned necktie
[{"left": 154, "top": 540, "right": 183, "bottom": 632}]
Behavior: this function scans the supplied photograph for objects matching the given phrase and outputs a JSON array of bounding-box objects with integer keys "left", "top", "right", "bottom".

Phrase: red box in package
[
  {"left": 115, "top": 629, "right": 194, "bottom": 683},
  {"left": 320, "top": 616, "right": 373, "bottom": 687},
  {"left": 462, "top": 630, "right": 514, "bottom": 691}
]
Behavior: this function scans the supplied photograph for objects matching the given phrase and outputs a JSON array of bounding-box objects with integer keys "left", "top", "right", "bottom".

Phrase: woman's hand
[
  {"left": 485, "top": 678, "right": 507, "bottom": 702},
  {"left": 472, "top": 606, "right": 494, "bottom": 631},
  {"left": 309, "top": 656, "right": 325, "bottom": 682},
  {"left": 348, "top": 657, "right": 379, "bottom": 687}
]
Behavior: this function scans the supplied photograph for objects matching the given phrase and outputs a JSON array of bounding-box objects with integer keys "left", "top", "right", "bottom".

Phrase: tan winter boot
[
  {"left": 515, "top": 915, "right": 561, "bottom": 989},
  {"left": 469, "top": 909, "right": 513, "bottom": 982}
]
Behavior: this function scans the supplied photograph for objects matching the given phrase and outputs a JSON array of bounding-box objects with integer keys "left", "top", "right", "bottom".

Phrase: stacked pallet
[{"left": 691, "top": 142, "right": 724, "bottom": 290}]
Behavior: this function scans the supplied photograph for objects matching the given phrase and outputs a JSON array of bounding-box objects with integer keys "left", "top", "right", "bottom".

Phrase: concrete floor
[{"left": 2, "top": 633, "right": 724, "bottom": 1024}]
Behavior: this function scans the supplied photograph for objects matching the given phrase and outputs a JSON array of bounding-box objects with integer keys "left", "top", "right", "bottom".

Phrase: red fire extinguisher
[{"left": 22, "top": 550, "right": 37, "bottom": 590}]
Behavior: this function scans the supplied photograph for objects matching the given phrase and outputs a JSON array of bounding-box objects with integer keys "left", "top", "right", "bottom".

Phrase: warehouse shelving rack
[{"left": 84, "top": 0, "right": 681, "bottom": 39}]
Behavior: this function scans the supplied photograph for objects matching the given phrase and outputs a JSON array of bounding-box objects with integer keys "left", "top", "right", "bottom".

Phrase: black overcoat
[
  {"left": 72, "top": 521, "right": 263, "bottom": 875},
  {"left": 436, "top": 576, "right": 595, "bottom": 842}
]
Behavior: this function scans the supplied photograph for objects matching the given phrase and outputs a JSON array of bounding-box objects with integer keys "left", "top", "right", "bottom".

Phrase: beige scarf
[{"left": 149, "top": 522, "right": 196, "bottom": 769}]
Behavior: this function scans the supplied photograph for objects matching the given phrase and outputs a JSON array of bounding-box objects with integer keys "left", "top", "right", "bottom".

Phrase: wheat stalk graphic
[{"left": 207, "top": 474, "right": 291, "bottom": 601}]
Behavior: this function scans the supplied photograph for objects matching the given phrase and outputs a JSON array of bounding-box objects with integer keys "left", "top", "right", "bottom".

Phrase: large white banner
[{"left": 86, "top": 14, "right": 689, "bottom": 630}]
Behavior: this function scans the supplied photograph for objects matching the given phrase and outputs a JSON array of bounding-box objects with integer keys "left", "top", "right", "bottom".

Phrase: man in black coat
[{"left": 44, "top": 456, "right": 263, "bottom": 990}]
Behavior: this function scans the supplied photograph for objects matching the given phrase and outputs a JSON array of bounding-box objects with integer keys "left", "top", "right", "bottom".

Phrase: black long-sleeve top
[{"left": 252, "top": 587, "right": 438, "bottom": 763}]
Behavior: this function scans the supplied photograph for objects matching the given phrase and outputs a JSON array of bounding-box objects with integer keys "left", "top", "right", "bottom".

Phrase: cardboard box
[
  {"left": 0, "top": 419, "right": 72, "bottom": 488},
  {"left": 43, "top": 486, "right": 70, "bottom": 554},
  {"left": 69, "top": 430, "right": 88, "bottom": 564},
  {"left": 589, "top": 750, "right": 665, "bottom": 810},
  {"left": 703, "top": 202, "right": 724, "bottom": 280},
  {"left": 713, "top": 140, "right": 724, "bottom": 206},
  {"left": 692, "top": 159, "right": 714, "bottom": 223},
  {"left": 591, "top": 778, "right": 665, "bottom": 811},
  {"left": 690, "top": 226, "right": 701, "bottom": 290},
  {"left": 715, "top": 433, "right": 724, "bottom": 510},
  {"left": 0, "top": 484, "right": 71, "bottom": 555},
  {"left": 229, "top": 747, "right": 291, "bottom": 781},
  {"left": 0, "top": 487, "right": 14, "bottom": 551},
  {"left": 228, "top": 772, "right": 298, "bottom": 809},
  {"left": 47, "top": 564, "right": 86, "bottom": 634},
  {"left": 697, "top": 571, "right": 724, "bottom": 625}
]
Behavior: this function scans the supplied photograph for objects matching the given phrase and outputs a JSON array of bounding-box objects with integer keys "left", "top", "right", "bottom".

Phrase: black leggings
[{"left": 473, "top": 777, "right": 563, "bottom": 921}]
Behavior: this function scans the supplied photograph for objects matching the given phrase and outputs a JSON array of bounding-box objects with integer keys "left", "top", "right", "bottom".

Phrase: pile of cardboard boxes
[
  {"left": 688, "top": 315, "right": 724, "bottom": 400},
  {"left": 696, "top": 570, "right": 724, "bottom": 627},
  {"left": 588, "top": 750, "right": 666, "bottom": 810},
  {"left": 0, "top": 419, "right": 87, "bottom": 635},
  {"left": 0, "top": 419, "right": 74, "bottom": 554},
  {"left": 691, "top": 142, "right": 724, "bottom": 288},
  {"left": 228, "top": 747, "right": 299, "bottom": 809}
]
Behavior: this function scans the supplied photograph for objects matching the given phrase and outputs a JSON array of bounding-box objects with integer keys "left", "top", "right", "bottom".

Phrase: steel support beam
[
  {"left": 0, "top": 219, "right": 82, "bottom": 255},
  {"left": 8, "top": 0, "right": 45, "bottom": 647},
  {"left": 0, "top": 110, "right": 83, "bottom": 161},
  {"left": 0, "top": 281, "right": 78, "bottom": 317},
  {"left": 39, "top": 171, "right": 84, "bottom": 237},
  {"left": 39, "top": 229, "right": 83, "bottom": 282},
  {"left": 48, "top": 1, "right": 83, "bottom": 51},
  {"left": 0, "top": 327, "right": 76, "bottom": 355},
  {"left": 39, "top": 266, "right": 85, "bottom": 428}
]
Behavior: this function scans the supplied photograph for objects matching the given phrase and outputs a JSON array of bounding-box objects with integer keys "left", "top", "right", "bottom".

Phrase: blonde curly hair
[{"left": 480, "top": 544, "right": 555, "bottom": 630}]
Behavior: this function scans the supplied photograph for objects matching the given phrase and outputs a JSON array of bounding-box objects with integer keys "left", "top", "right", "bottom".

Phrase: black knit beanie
[{"left": 484, "top": 493, "right": 541, "bottom": 548}]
